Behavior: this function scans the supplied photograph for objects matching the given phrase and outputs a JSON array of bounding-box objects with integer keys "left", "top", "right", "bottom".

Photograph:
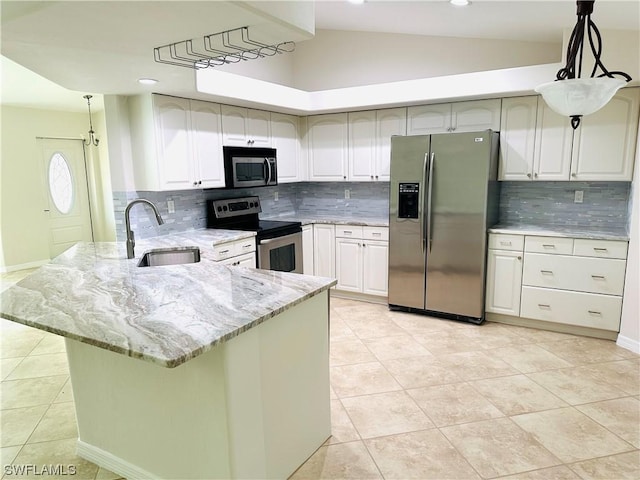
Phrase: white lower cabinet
[
  {"left": 211, "top": 237, "right": 256, "bottom": 267},
  {"left": 313, "top": 224, "right": 336, "bottom": 278},
  {"left": 334, "top": 226, "right": 389, "bottom": 298},
  {"left": 486, "top": 233, "right": 628, "bottom": 334},
  {"left": 302, "top": 225, "right": 314, "bottom": 274}
]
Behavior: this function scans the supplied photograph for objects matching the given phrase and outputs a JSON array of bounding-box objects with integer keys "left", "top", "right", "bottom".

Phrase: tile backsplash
[{"left": 113, "top": 180, "right": 631, "bottom": 241}]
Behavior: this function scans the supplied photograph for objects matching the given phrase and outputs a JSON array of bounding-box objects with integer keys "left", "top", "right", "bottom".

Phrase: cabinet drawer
[
  {"left": 488, "top": 234, "right": 524, "bottom": 252},
  {"left": 212, "top": 238, "right": 255, "bottom": 261},
  {"left": 525, "top": 236, "right": 574, "bottom": 255},
  {"left": 573, "top": 239, "right": 628, "bottom": 259},
  {"left": 523, "top": 253, "right": 626, "bottom": 295},
  {"left": 520, "top": 286, "right": 622, "bottom": 331},
  {"left": 335, "top": 225, "right": 363, "bottom": 238},
  {"left": 363, "top": 226, "right": 389, "bottom": 241}
]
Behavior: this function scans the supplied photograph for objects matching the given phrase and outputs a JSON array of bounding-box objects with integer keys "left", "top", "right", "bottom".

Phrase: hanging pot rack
[{"left": 154, "top": 26, "right": 295, "bottom": 69}]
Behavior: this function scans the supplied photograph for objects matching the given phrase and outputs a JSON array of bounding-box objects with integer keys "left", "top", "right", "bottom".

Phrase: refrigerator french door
[{"left": 388, "top": 130, "right": 499, "bottom": 324}]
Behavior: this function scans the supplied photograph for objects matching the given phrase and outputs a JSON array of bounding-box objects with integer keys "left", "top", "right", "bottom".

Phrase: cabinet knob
[
  {"left": 572, "top": 173, "right": 577, "bottom": 177},
  {"left": 193, "top": 181, "right": 198, "bottom": 186},
  {"left": 527, "top": 173, "right": 532, "bottom": 178},
  {"left": 198, "top": 180, "right": 202, "bottom": 185},
  {"left": 375, "top": 175, "right": 378, "bottom": 180},
  {"left": 534, "top": 173, "right": 538, "bottom": 178},
  {"left": 343, "top": 176, "right": 346, "bottom": 180},
  {"left": 517, "top": 256, "right": 522, "bottom": 260},
  {"left": 370, "top": 175, "right": 374, "bottom": 179}
]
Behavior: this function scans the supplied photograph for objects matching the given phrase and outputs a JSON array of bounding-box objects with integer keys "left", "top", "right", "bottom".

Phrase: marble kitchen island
[{"left": 0, "top": 233, "right": 336, "bottom": 479}]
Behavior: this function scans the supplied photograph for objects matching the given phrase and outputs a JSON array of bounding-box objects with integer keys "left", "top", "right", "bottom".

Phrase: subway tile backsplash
[{"left": 113, "top": 181, "right": 630, "bottom": 241}]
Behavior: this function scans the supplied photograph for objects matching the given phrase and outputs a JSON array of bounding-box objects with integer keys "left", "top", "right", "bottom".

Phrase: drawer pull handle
[
  {"left": 591, "top": 275, "right": 606, "bottom": 279},
  {"left": 344, "top": 231, "right": 352, "bottom": 235},
  {"left": 542, "top": 244, "right": 556, "bottom": 248},
  {"left": 220, "top": 249, "right": 229, "bottom": 254},
  {"left": 500, "top": 241, "right": 512, "bottom": 246},
  {"left": 593, "top": 248, "right": 608, "bottom": 252},
  {"left": 372, "top": 232, "right": 381, "bottom": 236},
  {"left": 540, "top": 270, "right": 554, "bottom": 275},
  {"left": 588, "top": 310, "right": 602, "bottom": 315},
  {"left": 538, "top": 304, "right": 551, "bottom": 309}
]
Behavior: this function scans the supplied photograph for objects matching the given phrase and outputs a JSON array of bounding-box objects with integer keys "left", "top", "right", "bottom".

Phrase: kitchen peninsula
[{"left": 0, "top": 231, "right": 336, "bottom": 479}]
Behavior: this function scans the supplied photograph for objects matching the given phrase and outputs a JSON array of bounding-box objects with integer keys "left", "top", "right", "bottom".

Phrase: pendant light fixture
[
  {"left": 535, "top": 0, "right": 631, "bottom": 129},
  {"left": 83, "top": 94, "right": 99, "bottom": 147}
]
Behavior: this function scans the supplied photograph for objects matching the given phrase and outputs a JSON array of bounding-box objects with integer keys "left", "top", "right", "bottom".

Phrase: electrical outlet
[
  {"left": 345, "top": 189, "right": 350, "bottom": 199},
  {"left": 167, "top": 200, "right": 175, "bottom": 213},
  {"left": 574, "top": 190, "right": 584, "bottom": 203},
  {"left": 274, "top": 191, "right": 279, "bottom": 201}
]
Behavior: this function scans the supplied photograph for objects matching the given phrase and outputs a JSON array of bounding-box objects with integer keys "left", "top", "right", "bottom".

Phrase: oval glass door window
[{"left": 48, "top": 153, "right": 74, "bottom": 214}]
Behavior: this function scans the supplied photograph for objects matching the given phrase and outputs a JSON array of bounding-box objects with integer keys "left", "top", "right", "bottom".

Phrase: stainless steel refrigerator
[{"left": 388, "top": 130, "right": 499, "bottom": 324}]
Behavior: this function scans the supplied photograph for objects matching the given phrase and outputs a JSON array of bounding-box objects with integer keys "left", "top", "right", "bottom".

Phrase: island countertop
[{"left": 0, "top": 230, "right": 336, "bottom": 368}]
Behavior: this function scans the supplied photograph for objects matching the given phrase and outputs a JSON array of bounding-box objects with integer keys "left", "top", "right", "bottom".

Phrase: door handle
[
  {"left": 427, "top": 152, "right": 435, "bottom": 253},
  {"left": 420, "top": 153, "right": 428, "bottom": 253},
  {"left": 264, "top": 158, "right": 272, "bottom": 185}
]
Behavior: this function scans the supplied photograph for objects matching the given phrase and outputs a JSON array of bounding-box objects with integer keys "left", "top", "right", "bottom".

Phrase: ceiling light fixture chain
[
  {"left": 83, "top": 94, "right": 99, "bottom": 147},
  {"left": 535, "top": 0, "right": 632, "bottom": 130},
  {"left": 154, "top": 26, "right": 295, "bottom": 70}
]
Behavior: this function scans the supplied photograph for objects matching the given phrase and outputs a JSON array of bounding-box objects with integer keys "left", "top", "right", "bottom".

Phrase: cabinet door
[
  {"left": 190, "top": 100, "right": 224, "bottom": 188},
  {"left": 272, "top": 113, "right": 301, "bottom": 183},
  {"left": 348, "top": 111, "right": 376, "bottom": 181},
  {"left": 534, "top": 100, "right": 573, "bottom": 181},
  {"left": 499, "top": 96, "right": 537, "bottom": 180},
  {"left": 236, "top": 253, "right": 257, "bottom": 268},
  {"left": 362, "top": 240, "right": 389, "bottom": 296},
  {"left": 336, "top": 238, "right": 363, "bottom": 292},
  {"left": 313, "top": 224, "right": 335, "bottom": 278},
  {"left": 485, "top": 249, "right": 523, "bottom": 316},
  {"left": 571, "top": 87, "right": 639, "bottom": 181},
  {"left": 376, "top": 108, "right": 407, "bottom": 181},
  {"left": 302, "top": 225, "right": 314, "bottom": 274},
  {"left": 407, "top": 104, "right": 451, "bottom": 135},
  {"left": 220, "top": 105, "right": 248, "bottom": 146},
  {"left": 452, "top": 99, "right": 501, "bottom": 133},
  {"left": 153, "top": 95, "right": 194, "bottom": 190},
  {"left": 247, "top": 109, "right": 272, "bottom": 147},
  {"left": 307, "top": 114, "right": 348, "bottom": 181}
]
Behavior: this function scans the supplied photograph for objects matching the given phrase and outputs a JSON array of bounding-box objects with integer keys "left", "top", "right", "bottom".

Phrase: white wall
[
  {"left": 618, "top": 124, "right": 640, "bottom": 353},
  {"left": 0, "top": 105, "right": 115, "bottom": 270}
]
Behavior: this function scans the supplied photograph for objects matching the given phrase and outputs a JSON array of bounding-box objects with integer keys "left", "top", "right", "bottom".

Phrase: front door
[{"left": 39, "top": 138, "right": 94, "bottom": 258}]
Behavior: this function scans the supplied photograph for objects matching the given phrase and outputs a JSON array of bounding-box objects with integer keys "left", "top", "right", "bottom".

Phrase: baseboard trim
[
  {"left": 77, "top": 439, "right": 158, "bottom": 480},
  {"left": 0, "top": 260, "right": 48, "bottom": 274},
  {"left": 331, "top": 290, "right": 387, "bottom": 305},
  {"left": 616, "top": 334, "right": 640, "bottom": 354}
]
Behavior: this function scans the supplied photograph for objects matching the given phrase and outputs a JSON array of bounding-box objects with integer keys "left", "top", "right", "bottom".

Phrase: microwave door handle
[
  {"left": 264, "top": 158, "right": 272, "bottom": 185},
  {"left": 427, "top": 152, "right": 435, "bottom": 253}
]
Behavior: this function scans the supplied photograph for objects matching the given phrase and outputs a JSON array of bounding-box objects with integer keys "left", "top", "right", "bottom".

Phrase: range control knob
[{"left": 222, "top": 206, "right": 228, "bottom": 211}]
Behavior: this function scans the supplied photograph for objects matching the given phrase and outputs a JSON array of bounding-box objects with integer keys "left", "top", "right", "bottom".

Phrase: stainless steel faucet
[{"left": 125, "top": 199, "right": 165, "bottom": 259}]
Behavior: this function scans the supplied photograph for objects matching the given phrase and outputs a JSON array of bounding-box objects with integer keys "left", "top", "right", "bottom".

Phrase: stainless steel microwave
[{"left": 223, "top": 146, "right": 277, "bottom": 188}]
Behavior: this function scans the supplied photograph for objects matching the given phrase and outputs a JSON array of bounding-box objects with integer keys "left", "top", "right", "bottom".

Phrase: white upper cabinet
[
  {"left": 348, "top": 110, "right": 376, "bottom": 181},
  {"left": 271, "top": 113, "right": 303, "bottom": 183},
  {"left": 307, "top": 113, "right": 349, "bottom": 181},
  {"left": 570, "top": 87, "right": 639, "bottom": 181},
  {"left": 499, "top": 88, "right": 639, "bottom": 182},
  {"left": 407, "top": 99, "right": 500, "bottom": 135},
  {"left": 348, "top": 108, "right": 406, "bottom": 182},
  {"left": 221, "top": 105, "right": 272, "bottom": 147},
  {"left": 375, "top": 107, "right": 407, "bottom": 181},
  {"left": 129, "top": 94, "right": 224, "bottom": 191},
  {"left": 189, "top": 100, "right": 225, "bottom": 188}
]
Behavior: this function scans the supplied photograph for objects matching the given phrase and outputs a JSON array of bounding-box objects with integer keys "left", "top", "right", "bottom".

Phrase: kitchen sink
[{"left": 137, "top": 247, "right": 201, "bottom": 267}]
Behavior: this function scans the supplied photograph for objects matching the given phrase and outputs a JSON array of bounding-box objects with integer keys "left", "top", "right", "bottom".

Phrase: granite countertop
[
  {"left": 489, "top": 224, "right": 629, "bottom": 241},
  {"left": 265, "top": 215, "right": 389, "bottom": 227},
  {"left": 0, "top": 230, "right": 336, "bottom": 369}
]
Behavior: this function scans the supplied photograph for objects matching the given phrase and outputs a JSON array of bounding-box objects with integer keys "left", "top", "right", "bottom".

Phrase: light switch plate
[
  {"left": 345, "top": 189, "right": 350, "bottom": 199},
  {"left": 274, "top": 191, "right": 279, "bottom": 201},
  {"left": 167, "top": 200, "right": 175, "bottom": 213},
  {"left": 574, "top": 190, "right": 584, "bottom": 203}
]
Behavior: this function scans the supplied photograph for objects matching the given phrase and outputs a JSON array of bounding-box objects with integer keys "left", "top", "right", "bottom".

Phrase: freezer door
[
  {"left": 425, "top": 131, "right": 493, "bottom": 319},
  {"left": 388, "top": 135, "right": 430, "bottom": 309}
]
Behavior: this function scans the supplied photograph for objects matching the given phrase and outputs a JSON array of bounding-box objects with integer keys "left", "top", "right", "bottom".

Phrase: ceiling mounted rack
[{"left": 154, "top": 26, "right": 295, "bottom": 70}]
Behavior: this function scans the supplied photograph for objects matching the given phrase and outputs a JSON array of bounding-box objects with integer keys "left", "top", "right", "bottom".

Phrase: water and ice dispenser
[{"left": 398, "top": 183, "right": 419, "bottom": 219}]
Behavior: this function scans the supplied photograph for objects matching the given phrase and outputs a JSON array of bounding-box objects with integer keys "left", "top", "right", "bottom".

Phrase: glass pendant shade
[{"left": 535, "top": 77, "right": 626, "bottom": 117}]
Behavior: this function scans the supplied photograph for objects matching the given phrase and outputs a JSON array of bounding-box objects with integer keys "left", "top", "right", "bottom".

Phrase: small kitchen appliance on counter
[
  {"left": 388, "top": 130, "right": 500, "bottom": 324},
  {"left": 207, "top": 196, "right": 302, "bottom": 273}
]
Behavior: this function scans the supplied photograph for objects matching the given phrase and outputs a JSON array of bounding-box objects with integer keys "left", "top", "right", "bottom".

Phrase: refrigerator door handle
[
  {"left": 421, "top": 153, "right": 428, "bottom": 253},
  {"left": 427, "top": 152, "right": 435, "bottom": 252}
]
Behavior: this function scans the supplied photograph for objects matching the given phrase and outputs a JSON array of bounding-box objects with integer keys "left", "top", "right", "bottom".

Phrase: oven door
[{"left": 258, "top": 231, "right": 302, "bottom": 273}]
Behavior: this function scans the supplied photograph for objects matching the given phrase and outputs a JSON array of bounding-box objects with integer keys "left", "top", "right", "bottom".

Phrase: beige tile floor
[{"left": 1, "top": 269, "right": 639, "bottom": 479}]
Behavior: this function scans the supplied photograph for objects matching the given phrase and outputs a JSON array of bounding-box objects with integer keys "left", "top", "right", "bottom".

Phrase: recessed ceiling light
[
  {"left": 138, "top": 78, "right": 158, "bottom": 85},
  {"left": 450, "top": 0, "right": 470, "bottom": 6}
]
